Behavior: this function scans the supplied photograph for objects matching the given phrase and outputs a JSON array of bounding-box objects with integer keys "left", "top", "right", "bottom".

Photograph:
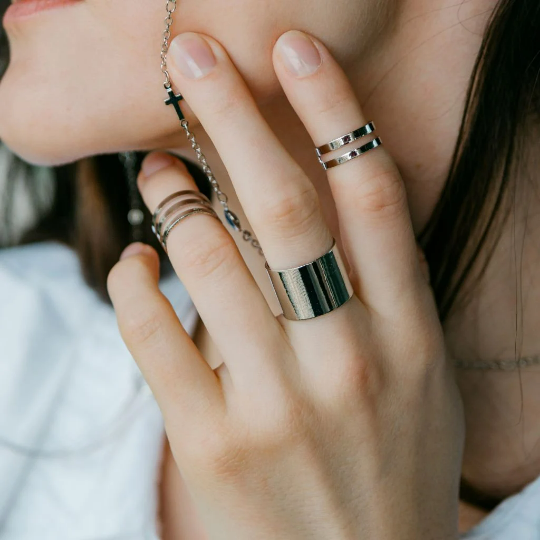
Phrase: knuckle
[
  {"left": 354, "top": 168, "right": 407, "bottom": 220},
  {"left": 269, "top": 396, "right": 307, "bottom": 439},
  {"left": 180, "top": 229, "right": 238, "bottom": 279},
  {"left": 187, "top": 427, "right": 248, "bottom": 480},
  {"left": 390, "top": 327, "right": 446, "bottom": 386},
  {"left": 334, "top": 356, "right": 385, "bottom": 406},
  {"left": 205, "top": 88, "right": 244, "bottom": 123},
  {"left": 315, "top": 86, "right": 351, "bottom": 117},
  {"left": 119, "top": 303, "right": 164, "bottom": 349},
  {"left": 258, "top": 183, "right": 322, "bottom": 238},
  {"left": 254, "top": 392, "right": 312, "bottom": 449}
]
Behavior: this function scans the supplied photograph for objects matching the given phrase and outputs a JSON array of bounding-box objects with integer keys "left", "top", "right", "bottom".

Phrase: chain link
[
  {"left": 453, "top": 355, "right": 540, "bottom": 371},
  {"left": 160, "top": 0, "right": 263, "bottom": 257},
  {"left": 160, "top": 0, "right": 177, "bottom": 89},
  {"left": 178, "top": 119, "right": 264, "bottom": 255}
]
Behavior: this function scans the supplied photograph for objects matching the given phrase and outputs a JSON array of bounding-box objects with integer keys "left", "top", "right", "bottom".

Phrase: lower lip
[{"left": 3, "top": 0, "right": 81, "bottom": 25}]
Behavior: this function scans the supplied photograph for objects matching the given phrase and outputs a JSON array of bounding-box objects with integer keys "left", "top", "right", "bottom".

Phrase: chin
[
  {"left": 0, "top": 0, "right": 282, "bottom": 167},
  {"left": 0, "top": 0, "right": 185, "bottom": 166},
  {"left": 0, "top": 63, "right": 189, "bottom": 167}
]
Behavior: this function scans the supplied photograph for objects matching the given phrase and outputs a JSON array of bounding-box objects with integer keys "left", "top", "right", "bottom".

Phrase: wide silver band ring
[
  {"left": 151, "top": 190, "right": 221, "bottom": 252},
  {"left": 265, "top": 239, "right": 354, "bottom": 321}
]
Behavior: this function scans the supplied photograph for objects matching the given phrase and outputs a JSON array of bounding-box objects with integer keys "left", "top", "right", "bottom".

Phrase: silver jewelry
[
  {"left": 316, "top": 122, "right": 382, "bottom": 170},
  {"left": 160, "top": 0, "right": 264, "bottom": 257},
  {"left": 265, "top": 239, "right": 354, "bottom": 321},
  {"left": 453, "top": 355, "right": 540, "bottom": 371},
  {"left": 315, "top": 121, "right": 376, "bottom": 156},
  {"left": 160, "top": 2, "right": 354, "bottom": 321},
  {"left": 321, "top": 138, "right": 383, "bottom": 170},
  {"left": 119, "top": 151, "right": 145, "bottom": 242},
  {"left": 151, "top": 190, "right": 221, "bottom": 252}
]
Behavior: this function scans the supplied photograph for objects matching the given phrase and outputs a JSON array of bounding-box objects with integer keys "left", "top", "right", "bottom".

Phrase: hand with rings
[{"left": 107, "top": 30, "right": 465, "bottom": 539}]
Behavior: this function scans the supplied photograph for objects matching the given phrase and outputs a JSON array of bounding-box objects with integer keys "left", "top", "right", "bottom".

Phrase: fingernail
[
  {"left": 277, "top": 31, "right": 322, "bottom": 78},
  {"left": 141, "top": 152, "right": 175, "bottom": 178},
  {"left": 120, "top": 242, "right": 148, "bottom": 261},
  {"left": 170, "top": 33, "right": 217, "bottom": 80}
]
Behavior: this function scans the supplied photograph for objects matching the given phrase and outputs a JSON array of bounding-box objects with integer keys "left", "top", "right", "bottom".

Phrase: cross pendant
[{"left": 164, "top": 87, "right": 185, "bottom": 121}]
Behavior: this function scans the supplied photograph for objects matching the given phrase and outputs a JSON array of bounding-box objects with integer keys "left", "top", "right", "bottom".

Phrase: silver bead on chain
[{"left": 160, "top": 0, "right": 264, "bottom": 257}]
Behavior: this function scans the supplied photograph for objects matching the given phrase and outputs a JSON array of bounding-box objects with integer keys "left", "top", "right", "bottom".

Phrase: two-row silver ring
[
  {"left": 151, "top": 190, "right": 221, "bottom": 253},
  {"left": 315, "top": 121, "right": 382, "bottom": 170}
]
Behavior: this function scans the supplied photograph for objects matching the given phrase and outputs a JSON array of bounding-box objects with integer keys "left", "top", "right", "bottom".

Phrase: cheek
[
  {"left": 172, "top": 0, "right": 287, "bottom": 102},
  {"left": 0, "top": 0, "right": 187, "bottom": 165},
  {"left": 0, "top": 0, "right": 352, "bottom": 166}
]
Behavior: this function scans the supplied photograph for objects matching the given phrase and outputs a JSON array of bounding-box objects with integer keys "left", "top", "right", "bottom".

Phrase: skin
[{"left": 1, "top": 0, "right": 540, "bottom": 536}]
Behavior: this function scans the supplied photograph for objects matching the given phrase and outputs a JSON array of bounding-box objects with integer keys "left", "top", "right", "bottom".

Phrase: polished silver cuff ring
[{"left": 265, "top": 239, "right": 354, "bottom": 321}]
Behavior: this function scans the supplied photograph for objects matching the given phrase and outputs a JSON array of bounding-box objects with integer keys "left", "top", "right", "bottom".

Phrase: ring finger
[{"left": 137, "top": 155, "right": 286, "bottom": 388}]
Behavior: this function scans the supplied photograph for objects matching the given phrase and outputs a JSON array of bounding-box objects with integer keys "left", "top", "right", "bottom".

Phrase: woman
[{"left": 0, "top": 0, "right": 538, "bottom": 537}]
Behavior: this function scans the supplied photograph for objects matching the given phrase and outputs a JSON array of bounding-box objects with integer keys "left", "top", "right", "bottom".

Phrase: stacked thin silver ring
[
  {"left": 315, "top": 121, "right": 382, "bottom": 170},
  {"left": 151, "top": 189, "right": 221, "bottom": 253}
]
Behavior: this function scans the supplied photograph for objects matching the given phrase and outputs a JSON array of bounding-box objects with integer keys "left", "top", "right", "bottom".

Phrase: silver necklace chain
[
  {"left": 160, "top": 0, "right": 263, "bottom": 257},
  {"left": 453, "top": 355, "right": 540, "bottom": 371},
  {"left": 159, "top": 1, "right": 540, "bottom": 372}
]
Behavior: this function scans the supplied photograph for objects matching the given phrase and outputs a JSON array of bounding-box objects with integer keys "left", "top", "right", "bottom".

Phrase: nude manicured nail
[
  {"left": 277, "top": 31, "right": 322, "bottom": 78},
  {"left": 170, "top": 33, "right": 217, "bottom": 80}
]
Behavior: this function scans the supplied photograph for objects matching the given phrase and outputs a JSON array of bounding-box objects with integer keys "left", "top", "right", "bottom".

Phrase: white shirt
[
  {"left": 0, "top": 240, "right": 538, "bottom": 539},
  {"left": 0, "top": 241, "right": 198, "bottom": 539},
  {"left": 459, "top": 474, "right": 540, "bottom": 539}
]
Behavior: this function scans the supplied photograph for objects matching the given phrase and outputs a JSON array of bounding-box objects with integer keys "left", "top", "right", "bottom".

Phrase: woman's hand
[{"left": 107, "top": 30, "right": 465, "bottom": 539}]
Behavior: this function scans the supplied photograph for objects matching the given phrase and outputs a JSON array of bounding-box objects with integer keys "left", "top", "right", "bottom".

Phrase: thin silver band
[
  {"left": 320, "top": 137, "right": 382, "bottom": 170},
  {"left": 152, "top": 189, "right": 211, "bottom": 229},
  {"left": 151, "top": 190, "right": 220, "bottom": 251},
  {"left": 161, "top": 208, "right": 221, "bottom": 252},
  {"left": 265, "top": 239, "right": 354, "bottom": 321},
  {"left": 155, "top": 197, "right": 214, "bottom": 239},
  {"left": 315, "top": 121, "right": 376, "bottom": 156}
]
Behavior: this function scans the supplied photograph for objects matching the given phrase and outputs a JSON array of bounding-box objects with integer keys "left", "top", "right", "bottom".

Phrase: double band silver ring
[{"left": 316, "top": 121, "right": 382, "bottom": 170}]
